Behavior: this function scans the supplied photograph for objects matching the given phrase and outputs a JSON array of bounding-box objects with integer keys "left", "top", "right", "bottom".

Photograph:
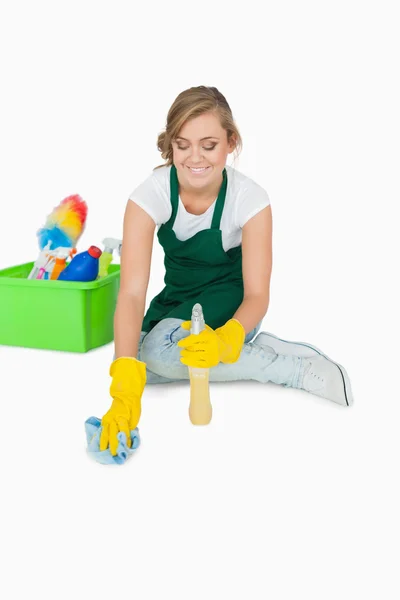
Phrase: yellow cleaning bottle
[
  {"left": 98, "top": 238, "right": 121, "bottom": 278},
  {"left": 189, "top": 303, "right": 212, "bottom": 425}
]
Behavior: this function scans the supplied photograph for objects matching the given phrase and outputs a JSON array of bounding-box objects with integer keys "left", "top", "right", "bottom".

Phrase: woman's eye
[{"left": 177, "top": 145, "right": 216, "bottom": 151}]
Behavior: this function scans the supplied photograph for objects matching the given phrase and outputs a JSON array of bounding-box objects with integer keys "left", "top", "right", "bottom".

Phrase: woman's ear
[{"left": 228, "top": 134, "right": 237, "bottom": 153}]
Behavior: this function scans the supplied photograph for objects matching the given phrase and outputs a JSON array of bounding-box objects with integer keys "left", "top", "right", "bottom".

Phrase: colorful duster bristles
[{"left": 37, "top": 194, "right": 88, "bottom": 250}]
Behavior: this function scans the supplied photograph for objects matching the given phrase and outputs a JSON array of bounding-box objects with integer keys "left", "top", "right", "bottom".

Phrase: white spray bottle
[
  {"left": 188, "top": 303, "right": 212, "bottom": 425},
  {"left": 28, "top": 241, "right": 52, "bottom": 279}
]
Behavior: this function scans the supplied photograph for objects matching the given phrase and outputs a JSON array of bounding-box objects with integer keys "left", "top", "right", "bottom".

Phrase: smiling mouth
[{"left": 187, "top": 166, "right": 210, "bottom": 173}]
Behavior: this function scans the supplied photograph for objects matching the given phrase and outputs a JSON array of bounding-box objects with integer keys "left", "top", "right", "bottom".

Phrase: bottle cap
[{"left": 88, "top": 245, "right": 102, "bottom": 258}]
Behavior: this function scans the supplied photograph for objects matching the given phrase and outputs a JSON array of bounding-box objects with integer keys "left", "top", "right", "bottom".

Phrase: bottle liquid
[
  {"left": 98, "top": 238, "right": 121, "bottom": 278},
  {"left": 188, "top": 303, "right": 212, "bottom": 425},
  {"left": 57, "top": 246, "right": 102, "bottom": 282}
]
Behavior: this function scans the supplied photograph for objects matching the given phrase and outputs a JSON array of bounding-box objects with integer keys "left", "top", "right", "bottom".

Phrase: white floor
[{"left": 1, "top": 323, "right": 398, "bottom": 600}]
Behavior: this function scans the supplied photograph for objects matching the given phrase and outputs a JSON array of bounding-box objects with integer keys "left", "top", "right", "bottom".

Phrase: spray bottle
[
  {"left": 28, "top": 241, "right": 52, "bottom": 279},
  {"left": 50, "top": 247, "right": 75, "bottom": 280},
  {"left": 188, "top": 303, "right": 212, "bottom": 425},
  {"left": 98, "top": 238, "right": 121, "bottom": 278}
]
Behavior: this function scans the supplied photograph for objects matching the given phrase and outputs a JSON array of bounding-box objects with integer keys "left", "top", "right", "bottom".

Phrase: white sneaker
[{"left": 253, "top": 332, "right": 353, "bottom": 407}]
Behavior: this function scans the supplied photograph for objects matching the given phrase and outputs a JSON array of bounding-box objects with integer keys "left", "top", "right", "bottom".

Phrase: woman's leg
[
  {"left": 140, "top": 318, "right": 303, "bottom": 387},
  {"left": 137, "top": 331, "right": 182, "bottom": 384},
  {"left": 137, "top": 321, "right": 263, "bottom": 385},
  {"left": 140, "top": 319, "right": 353, "bottom": 406}
]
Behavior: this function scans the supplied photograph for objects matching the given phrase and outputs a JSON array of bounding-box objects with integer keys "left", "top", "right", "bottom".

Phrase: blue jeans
[{"left": 136, "top": 318, "right": 305, "bottom": 388}]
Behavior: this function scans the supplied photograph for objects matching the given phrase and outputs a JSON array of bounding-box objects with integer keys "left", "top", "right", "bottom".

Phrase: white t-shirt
[{"left": 128, "top": 164, "right": 271, "bottom": 251}]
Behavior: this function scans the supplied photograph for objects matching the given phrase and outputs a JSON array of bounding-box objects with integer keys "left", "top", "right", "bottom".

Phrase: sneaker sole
[{"left": 253, "top": 331, "right": 353, "bottom": 407}]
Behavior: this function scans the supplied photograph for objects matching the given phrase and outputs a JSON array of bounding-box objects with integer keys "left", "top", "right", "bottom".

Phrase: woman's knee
[
  {"left": 140, "top": 318, "right": 189, "bottom": 378},
  {"left": 142, "top": 318, "right": 188, "bottom": 349}
]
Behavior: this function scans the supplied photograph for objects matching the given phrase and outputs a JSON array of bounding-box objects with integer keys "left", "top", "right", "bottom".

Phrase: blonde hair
[{"left": 154, "top": 86, "right": 242, "bottom": 170}]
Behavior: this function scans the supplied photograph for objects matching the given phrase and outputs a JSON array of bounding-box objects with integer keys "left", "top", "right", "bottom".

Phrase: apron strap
[
  {"left": 166, "top": 164, "right": 180, "bottom": 228},
  {"left": 167, "top": 164, "right": 227, "bottom": 230},
  {"left": 210, "top": 168, "right": 227, "bottom": 230}
]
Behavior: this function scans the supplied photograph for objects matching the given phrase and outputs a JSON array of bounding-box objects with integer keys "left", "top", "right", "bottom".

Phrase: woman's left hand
[{"left": 178, "top": 319, "right": 246, "bottom": 368}]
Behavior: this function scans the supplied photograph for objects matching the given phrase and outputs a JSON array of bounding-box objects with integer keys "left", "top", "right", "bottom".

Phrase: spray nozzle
[
  {"left": 191, "top": 303, "right": 205, "bottom": 335},
  {"left": 102, "top": 238, "right": 122, "bottom": 255},
  {"left": 51, "top": 247, "right": 75, "bottom": 260}
]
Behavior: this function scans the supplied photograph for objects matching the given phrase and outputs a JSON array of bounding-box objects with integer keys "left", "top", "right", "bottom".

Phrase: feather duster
[{"left": 37, "top": 194, "right": 88, "bottom": 250}]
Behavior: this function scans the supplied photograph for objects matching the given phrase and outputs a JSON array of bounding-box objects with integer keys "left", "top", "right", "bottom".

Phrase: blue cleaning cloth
[{"left": 85, "top": 416, "right": 140, "bottom": 465}]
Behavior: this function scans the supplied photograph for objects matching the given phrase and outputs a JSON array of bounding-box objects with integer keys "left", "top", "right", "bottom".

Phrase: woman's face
[{"left": 172, "top": 112, "right": 236, "bottom": 193}]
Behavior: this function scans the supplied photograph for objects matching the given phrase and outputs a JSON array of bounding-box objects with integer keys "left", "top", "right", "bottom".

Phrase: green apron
[{"left": 141, "top": 164, "right": 244, "bottom": 333}]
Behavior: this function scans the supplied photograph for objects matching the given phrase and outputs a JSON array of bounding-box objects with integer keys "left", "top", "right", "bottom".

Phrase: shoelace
[
  {"left": 304, "top": 361, "right": 324, "bottom": 382},
  {"left": 244, "top": 343, "right": 265, "bottom": 357}
]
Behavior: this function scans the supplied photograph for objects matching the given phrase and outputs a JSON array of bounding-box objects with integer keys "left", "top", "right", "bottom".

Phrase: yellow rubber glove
[
  {"left": 100, "top": 356, "right": 147, "bottom": 456},
  {"left": 178, "top": 318, "right": 246, "bottom": 368}
]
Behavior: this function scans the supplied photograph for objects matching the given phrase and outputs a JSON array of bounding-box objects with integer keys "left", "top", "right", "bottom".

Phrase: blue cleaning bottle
[{"left": 57, "top": 246, "right": 102, "bottom": 282}]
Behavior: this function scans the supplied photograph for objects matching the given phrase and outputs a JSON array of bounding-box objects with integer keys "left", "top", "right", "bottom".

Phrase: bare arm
[
  {"left": 114, "top": 199, "right": 156, "bottom": 359},
  {"left": 233, "top": 204, "right": 273, "bottom": 334}
]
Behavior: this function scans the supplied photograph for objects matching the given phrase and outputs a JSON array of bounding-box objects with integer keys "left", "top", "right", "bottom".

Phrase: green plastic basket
[{"left": 0, "top": 262, "right": 120, "bottom": 352}]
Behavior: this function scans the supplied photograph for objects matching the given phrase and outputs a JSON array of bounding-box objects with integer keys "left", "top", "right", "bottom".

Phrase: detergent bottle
[
  {"left": 188, "top": 303, "right": 212, "bottom": 425},
  {"left": 98, "top": 238, "right": 121, "bottom": 278},
  {"left": 57, "top": 246, "right": 102, "bottom": 282}
]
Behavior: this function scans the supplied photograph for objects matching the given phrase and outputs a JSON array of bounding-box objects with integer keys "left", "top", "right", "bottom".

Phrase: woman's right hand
[{"left": 100, "top": 357, "right": 147, "bottom": 456}]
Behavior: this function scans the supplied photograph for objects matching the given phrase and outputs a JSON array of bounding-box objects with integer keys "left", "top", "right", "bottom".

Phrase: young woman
[{"left": 100, "top": 86, "right": 353, "bottom": 455}]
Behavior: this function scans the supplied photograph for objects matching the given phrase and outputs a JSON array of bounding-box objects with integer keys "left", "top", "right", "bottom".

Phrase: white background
[{"left": 0, "top": 1, "right": 399, "bottom": 598}]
